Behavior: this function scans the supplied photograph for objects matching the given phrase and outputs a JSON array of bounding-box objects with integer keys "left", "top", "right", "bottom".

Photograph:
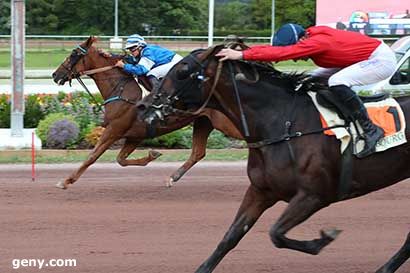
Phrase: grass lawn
[
  {"left": 0, "top": 50, "right": 316, "bottom": 71},
  {"left": 0, "top": 148, "right": 249, "bottom": 164}
]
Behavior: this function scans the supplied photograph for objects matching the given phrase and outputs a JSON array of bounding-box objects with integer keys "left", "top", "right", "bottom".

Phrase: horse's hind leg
[
  {"left": 117, "top": 139, "right": 162, "bottom": 166},
  {"left": 269, "top": 191, "right": 342, "bottom": 255},
  {"left": 376, "top": 232, "right": 410, "bottom": 273},
  {"left": 56, "top": 127, "right": 120, "bottom": 189},
  {"left": 195, "top": 185, "right": 276, "bottom": 273},
  {"left": 168, "top": 117, "right": 213, "bottom": 186}
]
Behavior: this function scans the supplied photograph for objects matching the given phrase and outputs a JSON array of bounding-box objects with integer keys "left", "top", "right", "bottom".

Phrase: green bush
[
  {"left": 62, "top": 92, "right": 103, "bottom": 139},
  {"left": 142, "top": 126, "right": 236, "bottom": 149},
  {"left": 207, "top": 130, "right": 232, "bottom": 149},
  {"left": 46, "top": 119, "right": 80, "bottom": 149},
  {"left": 143, "top": 126, "right": 193, "bottom": 148},
  {"left": 36, "top": 113, "right": 78, "bottom": 145},
  {"left": 24, "top": 94, "right": 45, "bottom": 128},
  {"left": 0, "top": 94, "right": 10, "bottom": 128}
]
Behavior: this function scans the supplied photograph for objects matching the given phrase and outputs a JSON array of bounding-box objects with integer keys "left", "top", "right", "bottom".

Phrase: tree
[
  {"left": 26, "top": 0, "right": 58, "bottom": 34},
  {"left": 0, "top": 0, "right": 10, "bottom": 34},
  {"left": 143, "top": 0, "right": 207, "bottom": 35},
  {"left": 250, "top": 0, "right": 271, "bottom": 29},
  {"left": 53, "top": 0, "right": 79, "bottom": 34},
  {"left": 1, "top": 0, "right": 317, "bottom": 36},
  {"left": 276, "top": 0, "right": 315, "bottom": 29},
  {"left": 215, "top": 1, "right": 251, "bottom": 30}
]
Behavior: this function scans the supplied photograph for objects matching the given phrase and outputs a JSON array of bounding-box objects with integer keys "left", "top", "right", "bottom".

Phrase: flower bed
[{"left": 0, "top": 92, "right": 243, "bottom": 149}]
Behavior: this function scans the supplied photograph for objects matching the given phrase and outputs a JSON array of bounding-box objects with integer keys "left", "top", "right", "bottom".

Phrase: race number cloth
[{"left": 308, "top": 92, "right": 407, "bottom": 153}]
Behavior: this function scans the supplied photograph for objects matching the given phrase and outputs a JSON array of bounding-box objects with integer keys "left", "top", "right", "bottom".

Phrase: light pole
[
  {"left": 110, "top": 0, "right": 122, "bottom": 49},
  {"left": 208, "top": 0, "right": 214, "bottom": 47},
  {"left": 114, "top": 0, "right": 118, "bottom": 37},
  {"left": 11, "top": 0, "right": 24, "bottom": 137},
  {"left": 1, "top": 0, "right": 41, "bottom": 149},
  {"left": 271, "top": 0, "right": 275, "bottom": 43}
]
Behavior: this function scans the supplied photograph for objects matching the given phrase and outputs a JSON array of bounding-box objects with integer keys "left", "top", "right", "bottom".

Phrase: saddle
[{"left": 316, "top": 89, "right": 388, "bottom": 122}]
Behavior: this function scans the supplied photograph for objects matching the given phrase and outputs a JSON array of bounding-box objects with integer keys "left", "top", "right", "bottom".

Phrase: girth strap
[{"left": 247, "top": 124, "right": 346, "bottom": 149}]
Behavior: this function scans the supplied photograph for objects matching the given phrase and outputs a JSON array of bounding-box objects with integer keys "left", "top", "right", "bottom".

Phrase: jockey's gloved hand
[{"left": 123, "top": 55, "right": 140, "bottom": 65}]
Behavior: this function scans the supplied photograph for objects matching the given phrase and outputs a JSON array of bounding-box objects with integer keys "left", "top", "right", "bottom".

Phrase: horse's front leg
[
  {"left": 375, "top": 232, "right": 410, "bottom": 273},
  {"left": 168, "top": 116, "right": 213, "bottom": 187},
  {"left": 116, "top": 139, "right": 162, "bottom": 166},
  {"left": 269, "top": 191, "right": 342, "bottom": 255},
  {"left": 195, "top": 185, "right": 276, "bottom": 273},
  {"left": 56, "top": 126, "right": 120, "bottom": 189}
]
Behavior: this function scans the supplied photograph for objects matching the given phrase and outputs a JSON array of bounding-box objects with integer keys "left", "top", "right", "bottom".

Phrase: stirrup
[{"left": 355, "top": 126, "right": 384, "bottom": 158}]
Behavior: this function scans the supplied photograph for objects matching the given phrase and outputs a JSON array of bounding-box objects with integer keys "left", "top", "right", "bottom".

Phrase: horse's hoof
[
  {"left": 56, "top": 181, "right": 68, "bottom": 189},
  {"left": 55, "top": 181, "right": 68, "bottom": 190},
  {"left": 149, "top": 150, "right": 162, "bottom": 159},
  {"left": 321, "top": 228, "right": 342, "bottom": 240},
  {"left": 166, "top": 178, "right": 174, "bottom": 188}
]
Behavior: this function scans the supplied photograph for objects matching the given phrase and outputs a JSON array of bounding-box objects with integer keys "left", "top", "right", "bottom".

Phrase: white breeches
[
  {"left": 147, "top": 54, "right": 183, "bottom": 79},
  {"left": 311, "top": 42, "right": 397, "bottom": 87}
]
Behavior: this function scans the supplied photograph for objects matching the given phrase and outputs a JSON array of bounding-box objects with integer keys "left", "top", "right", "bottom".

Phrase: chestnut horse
[
  {"left": 51, "top": 37, "right": 241, "bottom": 189},
  {"left": 137, "top": 45, "right": 410, "bottom": 273}
]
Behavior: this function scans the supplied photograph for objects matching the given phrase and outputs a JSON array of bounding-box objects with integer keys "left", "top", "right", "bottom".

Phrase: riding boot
[
  {"left": 330, "top": 85, "right": 384, "bottom": 158},
  {"left": 148, "top": 76, "right": 161, "bottom": 91}
]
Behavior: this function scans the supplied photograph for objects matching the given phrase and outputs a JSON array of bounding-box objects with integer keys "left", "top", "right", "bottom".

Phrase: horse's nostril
[
  {"left": 52, "top": 72, "right": 56, "bottom": 78},
  {"left": 136, "top": 103, "right": 147, "bottom": 111}
]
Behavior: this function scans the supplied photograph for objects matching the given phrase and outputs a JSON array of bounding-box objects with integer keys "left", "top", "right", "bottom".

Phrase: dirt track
[{"left": 0, "top": 161, "right": 409, "bottom": 273}]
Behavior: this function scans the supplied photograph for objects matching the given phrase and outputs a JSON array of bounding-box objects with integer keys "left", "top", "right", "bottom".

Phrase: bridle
[
  {"left": 148, "top": 49, "right": 225, "bottom": 120},
  {"left": 146, "top": 47, "right": 255, "bottom": 138},
  {"left": 60, "top": 45, "right": 138, "bottom": 109}
]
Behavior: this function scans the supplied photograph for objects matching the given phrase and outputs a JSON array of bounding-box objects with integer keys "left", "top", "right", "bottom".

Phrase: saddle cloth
[{"left": 308, "top": 92, "right": 407, "bottom": 154}]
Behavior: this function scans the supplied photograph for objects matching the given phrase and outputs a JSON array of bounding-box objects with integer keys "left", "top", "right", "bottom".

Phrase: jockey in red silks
[{"left": 217, "top": 23, "right": 397, "bottom": 158}]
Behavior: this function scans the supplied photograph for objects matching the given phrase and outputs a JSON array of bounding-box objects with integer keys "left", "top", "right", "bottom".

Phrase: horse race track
[{"left": 0, "top": 161, "right": 409, "bottom": 273}]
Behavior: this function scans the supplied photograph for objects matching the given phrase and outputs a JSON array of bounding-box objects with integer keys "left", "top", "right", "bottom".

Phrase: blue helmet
[
  {"left": 272, "top": 23, "right": 306, "bottom": 46},
  {"left": 125, "top": 34, "right": 147, "bottom": 49}
]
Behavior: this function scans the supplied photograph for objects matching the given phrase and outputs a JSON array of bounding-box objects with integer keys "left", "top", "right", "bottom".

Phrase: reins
[
  {"left": 166, "top": 58, "right": 225, "bottom": 117},
  {"left": 190, "top": 60, "right": 224, "bottom": 116},
  {"left": 78, "top": 65, "right": 116, "bottom": 76},
  {"left": 75, "top": 76, "right": 104, "bottom": 112},
  {"left": 67, "top": 45, "right": 139, "bottom": 108},
  {"left": 74, "top": 66, "right": 115, "bottom": 113}
]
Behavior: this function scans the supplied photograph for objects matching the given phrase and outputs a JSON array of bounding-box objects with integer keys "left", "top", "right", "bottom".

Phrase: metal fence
[
  {"left": 0, "top": 34, "right": 401, "bottom": 52},
  {"left": 0, "top": 35, "right": 272, "bottom": 52}
]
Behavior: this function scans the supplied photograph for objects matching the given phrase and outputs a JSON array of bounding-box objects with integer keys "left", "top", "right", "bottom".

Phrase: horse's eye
[{"left": 176, "top": 63, "right": 191, "bottom": 80}]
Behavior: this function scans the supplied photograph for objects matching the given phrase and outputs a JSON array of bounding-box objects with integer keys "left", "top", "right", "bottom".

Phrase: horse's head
[
  {"left": 137, "top": 45, "right": 226, "bottom": 124},
  {"left": 52, "top": 36, "right": 114, "bottom": 85}
]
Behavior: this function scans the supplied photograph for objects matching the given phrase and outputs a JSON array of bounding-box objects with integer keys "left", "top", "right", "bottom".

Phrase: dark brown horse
[
  {"left": 51, "top": 37, "right": 242, "bottom": 189},
  {"left": 137, "top": 45, "right": 410, "bottom": 273}
]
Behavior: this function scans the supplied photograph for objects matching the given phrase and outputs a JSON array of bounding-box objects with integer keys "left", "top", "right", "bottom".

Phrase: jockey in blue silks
[{"left": 115, "top": 34, "right": 183, "bottom": 89}]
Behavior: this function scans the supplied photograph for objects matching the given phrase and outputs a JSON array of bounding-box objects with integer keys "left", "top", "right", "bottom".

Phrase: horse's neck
[
  {"left": 222, "top": 82, "right": 314, "bottom": 141},
  {"left": 89, "top": 59, "right": 142, "bottom": 101}
]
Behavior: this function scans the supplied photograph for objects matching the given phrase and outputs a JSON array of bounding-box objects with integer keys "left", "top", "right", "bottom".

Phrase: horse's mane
[
  {"left": 233, "top": 59, "right": 326, "bottom": 93},
  {"left": 190, "top": 44, "right": 327, "bottom": 94},
  {"left": 90, "top": 45, "right": 125, "bottom": 66}
]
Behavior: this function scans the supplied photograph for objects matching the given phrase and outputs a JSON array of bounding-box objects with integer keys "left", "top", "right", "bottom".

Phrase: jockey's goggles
[{"left": 129, "top": 46, "right": 140, "bottom": 53}]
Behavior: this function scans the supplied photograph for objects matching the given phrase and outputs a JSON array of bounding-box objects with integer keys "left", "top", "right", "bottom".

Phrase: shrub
[
  {"left": 84, "top": 125, "right": 105, "bottom": 147},
  {"left": 36, "top": 113, "right": 77, "bottom": 145},
  {"left": 46, "top": 119, "right": 80, "bottom": 149},
  {"left": 0, "top": 94, "right": 10, "bottom": 128},
  {"left": 206, "top": 130, "right": 232, "bottom": 149},
  {"left": 24, "top": 94, "right": 45, "bottom": 128},
  {"left": 142, "top": 126, "right": 234, "bottom": 149},
  {"left": 142, "top": 126, "right": 193, "bottom": 148},
  {"left": 40, "top": 94, "right": 64, "bottom": 116},
  {"left": 61, "top": 92, "right": 103, "bottom": 139}
]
